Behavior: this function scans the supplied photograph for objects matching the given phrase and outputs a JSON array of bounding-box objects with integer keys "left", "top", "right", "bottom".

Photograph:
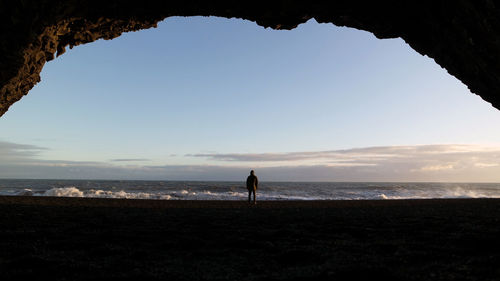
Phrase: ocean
[{"left": 0, "top": 179, "right": 499, "bottom": 200}]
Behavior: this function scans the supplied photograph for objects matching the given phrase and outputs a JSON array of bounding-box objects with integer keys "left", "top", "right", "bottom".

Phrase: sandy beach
[{"left": 0, "top": 196, "right": 499, "bottom": 280}]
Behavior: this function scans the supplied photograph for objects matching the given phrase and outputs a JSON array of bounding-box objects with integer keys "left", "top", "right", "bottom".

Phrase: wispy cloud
[
  {"left": 187, "top": 148, "right": 402, "bottom": 165},
  {"left": 1, "top": 141, "right": 500, "bottom": 182},
  {"left": 418, "top": 164, "right": 455, "bottom": 172},
  {"left": 189, "top": 144, "right": 500, "bottom": 167},
  {"left": 474, "top": 162, "right": 499, "bottom": 168},
  {"left": 109, "top": 158, "right": 150, "bottom": 162},
  {"left": 185, "top": 144, "right": 500, "bottom": 181},
  {"left": 0, "top": 141, "right": 47, "bottom": 161}
]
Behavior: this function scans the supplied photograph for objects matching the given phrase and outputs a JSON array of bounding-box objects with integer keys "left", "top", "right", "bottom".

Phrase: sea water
[{"left": 0, "top": 179, "right": 499, "bottom": 200}]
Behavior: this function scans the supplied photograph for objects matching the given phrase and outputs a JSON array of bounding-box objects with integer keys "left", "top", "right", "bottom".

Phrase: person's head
[{"left": 250, "top": 170, "right": 255, "bottom": 175}]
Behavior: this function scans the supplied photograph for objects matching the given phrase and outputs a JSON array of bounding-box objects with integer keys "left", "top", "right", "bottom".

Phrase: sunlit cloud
[
  {"left": 1, "top": 141, "right": 500, "bottom": 182},
  {"left": 474, "top": 163, "right": 499, "bottom": 168},
  {"left": 189, "top": 144, "right": 500, "bottom": 167},
  {"left": 418, "top": 164, "right": 455, "bottom": 172},
  {"left": 325, "top": 162, "right": 378, "bottom": 167},
  {"left": 109, "top": 158, "right": 150, "bottom": 162}
]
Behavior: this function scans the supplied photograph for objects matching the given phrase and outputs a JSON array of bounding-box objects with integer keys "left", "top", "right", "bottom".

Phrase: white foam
[
  {"left": 9, "top": 183, "right": 500, "bottom": 201},
  {"left": 41, "top": 187, "right": 172, "bottom": 200},
  {"left": 16, "top": 189, "right": 34, "bottom": 196},
  {"left": 443, "top": 187, "right": 490, "bottom": 198},
  {"left": 44, "top": 187, "right": 84, "bottom": 197},
  {"left": 376, "top": 186, "right": 500, "bottom": 200}
]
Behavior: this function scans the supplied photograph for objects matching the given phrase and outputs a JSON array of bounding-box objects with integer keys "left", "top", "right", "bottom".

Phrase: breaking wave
[
  {"left": 19, "top": 187, "right": 249, "bottom": 200},
  {"left": 4, "top": 181, "right": 500, "bottom": 200},
  {"left": 377, "top": 186, "right": 498, "bottom": 200}
]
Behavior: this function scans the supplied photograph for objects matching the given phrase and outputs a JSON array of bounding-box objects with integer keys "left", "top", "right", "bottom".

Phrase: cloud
[
  {"left": 474, "top": 163, "right": 499, "bottom": 168},
  {"left": 0, "top": 141, "right": 47, "bottom": 161},
  {"left": 418, "top": 164, "right": 455, "bottom": 172},
  {"left": 189, "top": 144, "right": 500, "bottom": 166},
  {"left": 109, "top": 158, "right": 150, "bottom": 162},
  {"left": 184, "top": 144, "right": 500, "bottom": 181},
  {"left": 0, "top": 141, "right": 103, "bottom": 166},
  {"left": 188, "top": 149, "right": 397, "bottom": 162},
  {"left": 1, "top": 141, "right": 500, "bottom": 181}
]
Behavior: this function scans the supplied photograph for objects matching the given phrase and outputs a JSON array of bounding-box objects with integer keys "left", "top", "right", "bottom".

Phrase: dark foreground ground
[{"left": 0, "top": 197, "right": 499, "bottom": 281}]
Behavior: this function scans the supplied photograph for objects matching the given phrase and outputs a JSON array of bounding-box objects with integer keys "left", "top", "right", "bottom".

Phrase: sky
[{"left": 1, "top": 16, "right": 500, "bottom": 181}]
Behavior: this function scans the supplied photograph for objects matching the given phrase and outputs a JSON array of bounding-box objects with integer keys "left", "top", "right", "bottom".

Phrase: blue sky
[{"left": 1, "top": 16, "right": 500, "bottom": 181}]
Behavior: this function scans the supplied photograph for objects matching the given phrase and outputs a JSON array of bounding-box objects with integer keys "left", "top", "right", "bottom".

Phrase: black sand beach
[{"left": 0, "top": 197, "right": 499, "bottom": 280}]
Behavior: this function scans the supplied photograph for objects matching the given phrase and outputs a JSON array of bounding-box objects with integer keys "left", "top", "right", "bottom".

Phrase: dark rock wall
[{"left": 1, "top": 0, "right": 499, "bottom": 117}]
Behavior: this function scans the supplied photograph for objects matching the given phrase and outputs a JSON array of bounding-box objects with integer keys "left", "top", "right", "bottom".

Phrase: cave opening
[
  {"left": 1, "top": 16, "right": 500, "bottom": 182},
  {"left": 1, "top": 4, "right": 500, "bottom": 280}
]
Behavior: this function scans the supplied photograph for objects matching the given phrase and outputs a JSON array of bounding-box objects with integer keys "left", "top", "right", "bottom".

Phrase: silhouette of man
[{"left": 246, "top": 170, "right": 258, "bottom": 204}]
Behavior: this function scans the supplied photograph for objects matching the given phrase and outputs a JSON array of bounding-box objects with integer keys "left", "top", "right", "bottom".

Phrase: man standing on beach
[{"left": 246, "top": 170, "right": 258, "bottom": 204}]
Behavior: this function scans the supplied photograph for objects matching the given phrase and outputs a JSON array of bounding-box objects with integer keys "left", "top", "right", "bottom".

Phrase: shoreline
[{"left": 0, "top": 195, "right": 499, "bottom": 208}]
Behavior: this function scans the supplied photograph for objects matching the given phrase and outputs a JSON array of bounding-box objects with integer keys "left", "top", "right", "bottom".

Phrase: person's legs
[
  {"left": 248, "top": 189, "right": 252, "bottom": 203},
  {"left": 252, "top": 189, "right": 256, "bottom": 204}
]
